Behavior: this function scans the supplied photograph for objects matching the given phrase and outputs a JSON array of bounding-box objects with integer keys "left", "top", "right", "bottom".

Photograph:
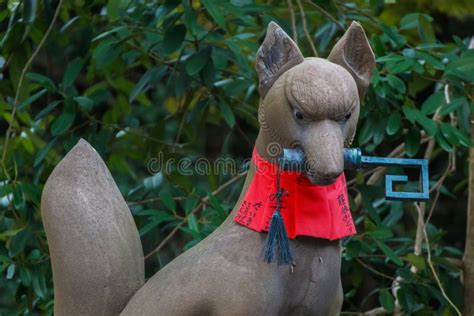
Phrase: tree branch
[
  {"left": 305, "top": 1, "right": 345, "bottom": 31},
  {"left": 414, "top": 203, "right": 462, "bottom": 315},
  {"left": 144, "top": 171, "right": 247, "bottom": 260},
  {"left": 287, "top": 0, "right": 298, "bottom": 45},
  {"left": 296, "top": 0, "right": 318, "bottom": 56},
  {"left": 1, "top": 0, "right": 65, "bottom": 179}
]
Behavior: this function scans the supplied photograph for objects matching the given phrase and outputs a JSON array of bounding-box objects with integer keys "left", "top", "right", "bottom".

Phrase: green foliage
[{"left": 0, "top": 0, "right": 472, "bottom": 314}]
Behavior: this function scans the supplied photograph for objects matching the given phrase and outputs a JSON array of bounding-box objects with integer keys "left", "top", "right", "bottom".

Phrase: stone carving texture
[
  {"left": 41, "top": 21, "right": 375, "bottom": 316},
  {"left": 41, "top": 139, "right": 144, "bottom": 315}
]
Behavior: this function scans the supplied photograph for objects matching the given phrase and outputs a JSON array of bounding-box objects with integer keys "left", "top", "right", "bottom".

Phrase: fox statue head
[{"left": 255, "top": 21, "right": 375, "bottom": 185}]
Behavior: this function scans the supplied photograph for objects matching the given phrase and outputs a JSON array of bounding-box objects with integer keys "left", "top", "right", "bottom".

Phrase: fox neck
[{"left": 225, "top": 129, "right": 282, "bottom": 220}]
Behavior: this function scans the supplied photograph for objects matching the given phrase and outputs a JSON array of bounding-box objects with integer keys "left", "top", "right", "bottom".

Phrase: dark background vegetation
[{"left": 0, "top": 0, "right": 473, "bottom": 314}]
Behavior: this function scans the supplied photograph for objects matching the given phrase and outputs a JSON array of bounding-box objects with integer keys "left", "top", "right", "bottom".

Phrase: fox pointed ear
[
  {"left": 328, "top": 21, "right": 375, "bottom": 99},
  {"left": 256, "top": 22, "right": 304, "bottom": 98}
]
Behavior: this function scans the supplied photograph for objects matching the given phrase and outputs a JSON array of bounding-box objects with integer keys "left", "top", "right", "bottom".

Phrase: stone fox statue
[{"left": 41, "top": 21, "right": 375, "bottom": 315}]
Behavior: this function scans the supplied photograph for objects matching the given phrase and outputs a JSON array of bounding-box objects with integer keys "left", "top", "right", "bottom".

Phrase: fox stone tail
[{"left": 41, "top": 139, "right": 144, "bottom": 315}]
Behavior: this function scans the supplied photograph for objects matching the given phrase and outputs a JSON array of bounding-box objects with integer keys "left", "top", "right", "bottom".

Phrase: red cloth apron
[{"left": 234, "top": 148, "right": 356, "bottom": 240}]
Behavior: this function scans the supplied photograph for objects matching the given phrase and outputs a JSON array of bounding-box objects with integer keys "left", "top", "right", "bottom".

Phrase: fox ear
[
  {"left": 256, "top": 22, "right": 304, "bottom": 98},
  {"left": 328, "top": 21, "right": 375, "bottom": 99}
]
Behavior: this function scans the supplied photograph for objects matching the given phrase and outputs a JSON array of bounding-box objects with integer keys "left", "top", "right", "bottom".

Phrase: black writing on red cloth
[
  {"left": 234, "top": 200, "right": 249, "bottom": 224},
  {"left": 235, "top": 200, "right": 263, "bottom": 226},
  {"left": 338, "top": 193, "right": 353, "bottom": 234}
]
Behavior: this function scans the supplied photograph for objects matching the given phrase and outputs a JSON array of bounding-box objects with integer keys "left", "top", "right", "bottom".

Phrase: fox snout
[{"left": 302, "top": 121, "right": 344, "bottom": 185}]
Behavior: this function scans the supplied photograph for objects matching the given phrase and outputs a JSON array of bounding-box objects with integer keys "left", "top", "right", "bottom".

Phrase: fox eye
[
  {"left": 294, "top": 109, "right": 304, "bottom": 121},
  {"left": 338, "top": 112, "right": 352, "bottom": 124}
]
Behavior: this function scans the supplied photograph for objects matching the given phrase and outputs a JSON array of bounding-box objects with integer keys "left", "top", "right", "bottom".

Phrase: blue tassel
[
  {"left": 262, "top": 158, "right": 293, "bottom": 265},
  {"left": 263, "top": 208, "right": 293, "bottom": 265}
]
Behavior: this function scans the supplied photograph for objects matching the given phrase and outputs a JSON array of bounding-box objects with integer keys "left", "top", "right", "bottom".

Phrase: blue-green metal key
[{"left": 281, "top": 148, "right": 429, "bottom": 202}]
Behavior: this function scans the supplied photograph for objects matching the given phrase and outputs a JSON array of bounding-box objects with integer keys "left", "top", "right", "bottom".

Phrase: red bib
[{"left": 234, "top": 148, "right": 356, "bottom": 240}]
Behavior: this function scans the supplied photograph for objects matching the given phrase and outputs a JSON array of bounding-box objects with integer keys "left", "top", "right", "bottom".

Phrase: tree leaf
[
  {"left": 34, "top": 100, "right": 62, "bottom": 121},
  {"left": 180, "top": 226, "right": 201, "bottom": 240},
  {"left": 9, "top": 230, "right": 31, "bottom": 258},
  {"left": 17, "top": 88, "right": 47, "bottom": 110},
  {"left": 421, "top": 91, "right": 444, "bottom": 115},
  {"left": 138, "top": 220, "right": 159, "bottom": 236},
  {"left": 207, "top": 193, "right": 228, "bottom": 223},
  {"left": 201, "top": 60, "right": 215, "bottom": 88},
  {"left": 73, "top": 96, "right": 94, "bottom": 111},
  {"left": 51, "top": 110, "right": 75, "bottom": 136},
  {"left": 396, "top": 287, "right": 424, "bottom": 313},
  {"left": 376, "top": 240, "right": 403, "bottom": 266},
  {"left": 387, "top": 75, "right": 406, "bottom": 94},
  {"left": 143, "top": 173, "right": 163, "bottom": 190},
  {"left": 435, "top": 130, "right": 454, "bottom": 152},
  {"left": 22, "top": 0, "right": 37, "bottom": 24},
  {"left": 31, "top": 267, "right": 47, "bottom": 299},
  {"left": 201, "top": 0, "right": 226, "bottom": 29},
  {"left": 402, "top": 106, "right": 416, "bottom": 123},
  {"left": 386, "top": 112, "right": 402, "bottom": 136},
  {"left": 357, "top": 119, "right": 373, "bottom": 144},
  {"left": 368, "top": 225, "right": 393, "bottom": 239},
  {"left": 129, "top": 67, "right": 164, "bottom": 102},
  {"left": 185, "top": 47, "right": 211, "bottom": 76},
  {"left": 159, "top": 191, "right": 176, "bottom": 212},
  {"left": 187, "top": 213, "right": 199, "bottom": 233},
  {"left": 445, "top": 50, "right": 474, "bottom": 82},
  {"left": 415, "top": 51, "right": 445, "bottom": 70},
  {"left": 440, "top": 97, "right": 467, "bottom": 116},
  {"left": 440, "top": 123, "right": 472, "bottom": 147},
  {"left": 107, "top": 0, "right": 120, "bottom": 21},
  {"left": 405, "top": 127, "right": 420, "bottom": 157},
  {"left": 137, "top": 210, "right": 175, "bottom": 236},
  {"left": 26, "top": 72, "right": 56, "bottom": 90},
  {"left": 183, "top": 1, "right": 201, "bottom": 34},
  {"left": 379, "top": 289, "right": 395, "bottom": 313},
  {"left": 218, "top": 100, "right": 235, "bottom": 127},
  {"left": 34, "top": 137, "right": 57, "bottom": 167},
  {"left": 390, "top": 59, "right": 414, "bottom": 74},
  {"left": 162, "top": 24, "right": 186, "bottom": 54},
  {"left": 412, "top": 109, "right": 437, "bottom": 136},
  {"left": 0, "top": 227, "right": 24, "bottom": 241},
  {"left": 225, "top": 39, "right": 251, "bottom": 76},
  {"left": 399, "top": 13, "right": 419, "bottom": 30},
  {"left": 418, "top": 14, "right": 436, "bottom": 43},
  {"left": 381, "top": 24, "right": 404, "bottom": 47},
  {"left": 62, "top": 58, "right": 84, "bottom": 88},
  {"left": 60, "top": 16, "right": 80, "bottom": 33},
  {"left": 6, "top": 264, "right": 15, "bottom": 279},
  {"left": 403, "top": 253, "right": 426, "bottom": 271},
  {"left": 92, "top": 25, "right": 127, "bottom": 42}
]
